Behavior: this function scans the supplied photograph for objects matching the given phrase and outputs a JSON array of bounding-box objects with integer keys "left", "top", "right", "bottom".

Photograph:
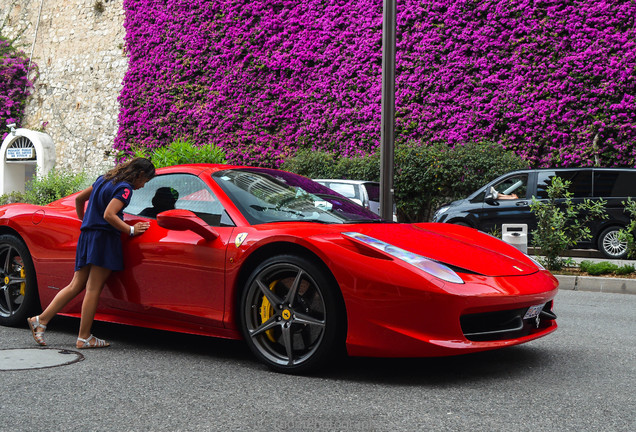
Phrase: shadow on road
[
  {"left": 45, "top": 315, "right": 554, "bottom": 383},
  {"left": 320, "top": 345, "right": 552, "bottom": 385},
  {"left": 48, "top": 315, "right": 251, "bottom": 361}
]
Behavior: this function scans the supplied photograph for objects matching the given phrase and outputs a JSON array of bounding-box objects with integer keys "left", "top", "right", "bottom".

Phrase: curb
[{"left": 555, "top": 275, "right": 636, "bottom": 295}]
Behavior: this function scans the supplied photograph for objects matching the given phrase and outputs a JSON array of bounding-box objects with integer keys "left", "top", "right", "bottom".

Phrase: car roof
[
  {"left": 505, "top": 167, "right": 636, "bottom": 174},
  {"left": 313, "top": 179, "right": 378, "bottom": 185}
]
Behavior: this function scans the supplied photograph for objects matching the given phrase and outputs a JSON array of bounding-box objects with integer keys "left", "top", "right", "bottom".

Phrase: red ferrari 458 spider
[{"left": 0, "top": 164, "right": 558, "bottom": 373}]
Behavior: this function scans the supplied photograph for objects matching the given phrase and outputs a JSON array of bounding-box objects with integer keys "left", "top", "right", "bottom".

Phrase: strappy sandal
[
  {"left": 27, "top": 316, "right": 47, "bottom": 346},
  {"left": 77, "top": 335, "right": 110, "bottom": 349}
]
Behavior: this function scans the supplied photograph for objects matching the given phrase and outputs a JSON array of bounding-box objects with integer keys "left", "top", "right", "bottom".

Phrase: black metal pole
[{"left": 380, "top": 0, "right": 396, "bottom": 221}]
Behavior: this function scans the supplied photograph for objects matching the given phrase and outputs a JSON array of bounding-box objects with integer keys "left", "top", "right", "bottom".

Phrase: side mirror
[
  {"left": 485, "top": 186, "right": 497, "bottom": 204},
  {"left": 157, "top": 209, "right": 219, "bottom": 241}
]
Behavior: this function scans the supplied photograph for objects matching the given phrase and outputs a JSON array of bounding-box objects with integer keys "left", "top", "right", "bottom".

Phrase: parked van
[{"left": 432, "top": 168, "right": 636, "bottom": 258}]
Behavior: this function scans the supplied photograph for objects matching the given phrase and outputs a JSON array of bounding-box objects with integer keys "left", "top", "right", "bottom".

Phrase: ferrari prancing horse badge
[{"left": 235, "top": 232, "right": 248, "bottom": 248}]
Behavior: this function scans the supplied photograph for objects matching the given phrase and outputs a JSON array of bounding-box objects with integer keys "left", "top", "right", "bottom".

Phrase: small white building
[{"left": 0, "top": 127, "right": 55, "bottom": 194}]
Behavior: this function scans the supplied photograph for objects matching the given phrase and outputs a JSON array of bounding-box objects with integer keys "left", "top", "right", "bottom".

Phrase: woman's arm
[
  {"left": 75, "top": 186, "right": 93, "bottom": 220},
  {"left": 103, "top": 198, "right": 150, "bottom": 237}
]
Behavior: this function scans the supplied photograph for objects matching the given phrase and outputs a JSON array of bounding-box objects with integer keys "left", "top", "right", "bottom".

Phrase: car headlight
[
  {"left": 433, "top": 206, "right": 449, "bottom": 221},
  {"left": 343, "top": 232, "right": 464, "bottom": 284}
]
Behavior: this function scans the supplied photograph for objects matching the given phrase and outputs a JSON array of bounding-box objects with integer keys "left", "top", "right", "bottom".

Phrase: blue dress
[{"left": 75, "top": 176, "right": 133, "bottom": 272}]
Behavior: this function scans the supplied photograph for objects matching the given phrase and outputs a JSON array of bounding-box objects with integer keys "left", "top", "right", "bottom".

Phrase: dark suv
[{"left": 432, "top": 168, "right": 636, "bottom": 258}]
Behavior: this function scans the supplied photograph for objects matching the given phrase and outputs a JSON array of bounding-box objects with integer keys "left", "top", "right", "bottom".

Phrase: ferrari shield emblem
[{"left": 235, "top": 232, "right": 248, "bottom": 248}]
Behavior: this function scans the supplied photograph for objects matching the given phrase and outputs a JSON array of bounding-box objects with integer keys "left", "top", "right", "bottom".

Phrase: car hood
[{"left": 331, "top": 222, "right": 538, "bottom": 277}]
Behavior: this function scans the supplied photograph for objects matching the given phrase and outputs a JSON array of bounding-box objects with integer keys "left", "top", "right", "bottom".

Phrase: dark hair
[{"left": 103, "top": 157, "right": 156, "bottom": 184}]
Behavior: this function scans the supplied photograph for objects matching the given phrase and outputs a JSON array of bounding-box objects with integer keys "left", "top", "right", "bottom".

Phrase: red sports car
[{"left": 0, "top": 164, "right": 558, "bottom": 373}]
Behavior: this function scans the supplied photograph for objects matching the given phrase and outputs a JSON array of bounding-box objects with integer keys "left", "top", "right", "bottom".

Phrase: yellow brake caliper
[
  {"left": 19, "top": 268, "right": 26, "bottom": 296},
  {"left": 259, "top": 280, "right": 278, "bottom": 342}
]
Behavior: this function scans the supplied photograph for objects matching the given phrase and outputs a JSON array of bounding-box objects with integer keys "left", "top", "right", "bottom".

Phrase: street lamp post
[{"left": 380, "top": 0, "right": 396, "bottom": 221}]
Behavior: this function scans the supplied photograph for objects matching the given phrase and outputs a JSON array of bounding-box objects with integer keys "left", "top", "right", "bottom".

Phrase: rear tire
[
  {"left": 0, "top": 235, "right": 40, "bottom": 326},
  {"left": 598, "top": 226, "right": 628, "bottom": 259}
]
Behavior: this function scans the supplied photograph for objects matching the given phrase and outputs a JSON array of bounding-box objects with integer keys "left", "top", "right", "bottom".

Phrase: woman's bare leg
[
  {"left": 35, "top": 266, "right": 91, "bottom": 326},
  {"left": 77, "top": 265, "right": 112, "bottom": 341}
]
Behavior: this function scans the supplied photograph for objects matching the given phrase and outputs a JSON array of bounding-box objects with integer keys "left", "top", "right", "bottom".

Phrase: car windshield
[{"left": 212, "top": 168, "right": 385, "bottom": 225}]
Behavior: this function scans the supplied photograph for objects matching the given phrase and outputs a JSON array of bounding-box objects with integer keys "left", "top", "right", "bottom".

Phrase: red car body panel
[{"left": 0, "top": 164, "right": 558, "bottom": 357}]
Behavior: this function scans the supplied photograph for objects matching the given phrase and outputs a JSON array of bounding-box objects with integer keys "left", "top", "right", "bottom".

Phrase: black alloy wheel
[
  {"left": 0, "top": 235, "right": 39, "bottom": 326},
  {"left": 239, "top": 255, "right": 343, "bottom": 374}
]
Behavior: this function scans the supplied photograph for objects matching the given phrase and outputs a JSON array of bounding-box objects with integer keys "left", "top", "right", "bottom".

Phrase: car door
[
  {"left": 477, "top": 173, "right": 531, "bottom": 233},
  {"left": 104, "top": 173, "right": 235, "bottom": 329},
  {"left": 593, "top": 169, "right": 635, "bottom": 223}
]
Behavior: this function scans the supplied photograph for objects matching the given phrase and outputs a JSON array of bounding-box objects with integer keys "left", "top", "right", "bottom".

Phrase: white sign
[{"left": 6, "top": 147, "right": 35, "bottom": 160}]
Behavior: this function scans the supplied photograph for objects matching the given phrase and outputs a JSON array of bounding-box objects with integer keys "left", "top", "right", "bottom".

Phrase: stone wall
[{"left": 1, "top": 0, "right": 126, "bottom": 175}]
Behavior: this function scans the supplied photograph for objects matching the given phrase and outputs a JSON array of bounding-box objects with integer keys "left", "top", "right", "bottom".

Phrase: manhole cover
[{"left": 0, "top": 348, "right": 84, "bottom": 371}]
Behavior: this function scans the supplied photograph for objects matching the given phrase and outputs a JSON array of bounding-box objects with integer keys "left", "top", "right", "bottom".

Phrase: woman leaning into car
[{"left": 27, "top": 157, "right": 156, "bottom": 349}]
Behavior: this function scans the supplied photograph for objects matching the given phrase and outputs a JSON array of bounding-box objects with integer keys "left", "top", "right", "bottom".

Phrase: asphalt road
[{"left": 1, "top": 289, "right": 634, "bottom": 432}]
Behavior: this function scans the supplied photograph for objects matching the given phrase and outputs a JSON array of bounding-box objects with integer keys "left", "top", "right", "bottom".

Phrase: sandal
[
  {"left": 27, "top": 316, "right": 47, "bottom": 346},
  {"left": 77, "top": 335, "right": 110, "bottom": 349}
]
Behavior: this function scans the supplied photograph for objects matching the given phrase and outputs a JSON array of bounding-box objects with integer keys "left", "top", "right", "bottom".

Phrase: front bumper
[{"left": 337, "top": 267, "right": 559, "bottom": 358}]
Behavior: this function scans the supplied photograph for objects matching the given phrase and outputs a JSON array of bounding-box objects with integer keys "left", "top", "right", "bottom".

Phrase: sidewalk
[
  {"left": 527, "top": 248, "right": 636, "bottom": 295},
  {"left": 554, "top": 274, "right": 636, "bottom": 295}
]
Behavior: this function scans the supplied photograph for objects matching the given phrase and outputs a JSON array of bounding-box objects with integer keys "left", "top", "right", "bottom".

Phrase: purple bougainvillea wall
[
  {"left": 117, "top": 0, "right": 636, "bottom": 168},
  {"left": 0, "top": 38, "right": 36, "bottom": 139}
]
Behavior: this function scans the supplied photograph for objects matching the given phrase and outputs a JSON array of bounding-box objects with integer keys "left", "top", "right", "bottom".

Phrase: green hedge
[
  {"left": 579, "top": 260, "right": 635, "bottom": 276},
  {"left": 283, "top": 141, "right": 529, "bottom": 222},
  {"left": 0, "top": 169, "right": 88, "bottom": 206},
  {"left": 125, "top": 138, "right": 227, "bottom": 168}
]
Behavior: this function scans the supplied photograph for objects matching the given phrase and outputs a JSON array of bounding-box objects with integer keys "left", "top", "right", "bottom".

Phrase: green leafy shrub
[
  {"left": 617, "top": 198, "right": 636, "bottom": 259},
  {"left": 579, "top": 261, "right": 618, "bottom": 275},
  {"left": 23, "top": 169, "right": 88, "bottom": 206},
  {"left": 283, "top": 141, "right": 528, "bottom": 222},
  {"left": 615, "top": 264, "right": 636, "bottom": 275},
  {"left": 0, "top": 191, "right": 26, "bottom": 205},
  {"left": 530, "top": 177, "right": 608, "bottom": 270},
  {"left": 125, "top": 138, "right": 227, "bottom": 168},
  {"left": 578, "top": 260, "right": 635, "bottom": 276},
  {"left": 281, "top": 149, "right": 339, "bottom": 179}
]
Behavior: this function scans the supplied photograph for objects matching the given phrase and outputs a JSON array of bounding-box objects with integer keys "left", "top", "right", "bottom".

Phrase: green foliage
[
  {"left": 529, "top": 177, "right": 608, "bottom": 271},
  {"left": 282, "top": 141, "right": 528, "bottom": 222},
  {"left": 22, "top": 169, "right": 88, "bottom": 206},
  {"left": 615, "top": 264, "right": 636, "bottom": 276},
  {"left": 124, "top": 138, "right": 227, "bottom": 168},
  {"left": 488, "top": 225, "right": 502, "bottom": 239},
  {"left": 578, "top": 260, "right": 635, "bottom": 276},
  {"left": 393, "top": 141, "right": 528, "bottom": 222},
  {"left": 281, "top": 149, "right": 338, "bottom": 179},
  {"left": 0, "top": 190, "right": 26, "bottom": 205},
  {"left": 617, "top": 198, "right": 636, "bottom": 259}
]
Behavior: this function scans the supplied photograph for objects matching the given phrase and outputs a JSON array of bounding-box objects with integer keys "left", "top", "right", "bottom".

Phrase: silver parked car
[{"left": 314, "top": 179, "right": 397, "bottom": 221}]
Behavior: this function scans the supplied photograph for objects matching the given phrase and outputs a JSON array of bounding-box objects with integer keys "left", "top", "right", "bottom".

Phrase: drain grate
[{"left": 0, "top": 348, "right": 84, "bottom": 371}]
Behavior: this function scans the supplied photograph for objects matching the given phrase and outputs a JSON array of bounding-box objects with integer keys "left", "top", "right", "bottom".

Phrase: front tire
[
  {"left": 598, "top": 227, "right": 628, "bottom": 259},
  {"left": 239, "top": 255, "right": 343, "bottom": 374},
  {"left": 0, "top": 234, "right": 40, "bottom": 326}
]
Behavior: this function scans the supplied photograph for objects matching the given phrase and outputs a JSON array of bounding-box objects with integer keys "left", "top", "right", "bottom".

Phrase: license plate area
[{"left": 523, "top": 303, "right": 545, "bottom": 320}]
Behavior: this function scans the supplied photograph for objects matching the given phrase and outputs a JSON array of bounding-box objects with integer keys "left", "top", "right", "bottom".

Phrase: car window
[
  {"left": 213, "top": 168, "right": 383, "bottom": 225},
  {"left": 126, "top": 174, "right": 235, "bottom": 227},
  {"left": 593, "top": 170, "right": 636, "bottom": 197},
  {"left": 327, "top": 183, "right": 359, "bottom": 200},
  {"left": 492, "top": 174, "right": 528, "bottom": 199},
  {"left": 536, "top": 170, "right": 592, "bottom": 199},
  {"left": 363, "top": 182, "right": 380, "bottom": 203}
]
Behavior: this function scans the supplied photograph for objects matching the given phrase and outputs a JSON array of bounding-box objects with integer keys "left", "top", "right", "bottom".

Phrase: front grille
[{"left": 460, "top": 302, "right": 556, "bottom": 341}]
